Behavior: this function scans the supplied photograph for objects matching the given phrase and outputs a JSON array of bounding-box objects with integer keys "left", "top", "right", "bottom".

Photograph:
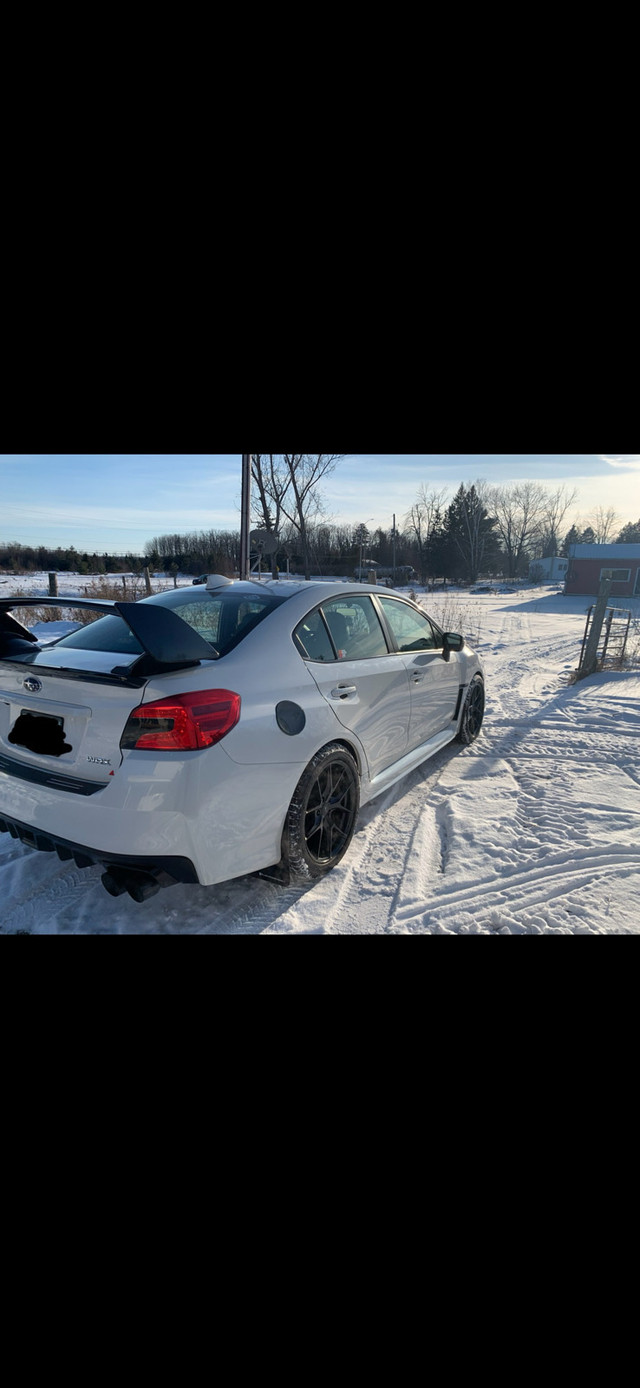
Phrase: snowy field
[{"left": 1, "top": 573, "right": 639, "bottom": 935}]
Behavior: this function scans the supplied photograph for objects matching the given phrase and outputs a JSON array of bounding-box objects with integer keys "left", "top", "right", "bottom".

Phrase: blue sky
[{"left": 0, "top": 454, "right": 638, "bottom": 553}]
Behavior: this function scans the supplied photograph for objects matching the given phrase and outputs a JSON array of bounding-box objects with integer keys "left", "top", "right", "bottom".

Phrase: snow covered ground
[{"left": 1, "top": 574, "right": 639, "bottom": 934}]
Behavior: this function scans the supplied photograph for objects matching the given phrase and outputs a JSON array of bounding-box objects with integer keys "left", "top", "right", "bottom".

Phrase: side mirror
[{"left": 442, "top": 631, "right": 463, "bottom": 661}]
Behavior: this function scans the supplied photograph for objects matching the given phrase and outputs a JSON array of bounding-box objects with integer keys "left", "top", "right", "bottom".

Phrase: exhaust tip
[
  {"left": 101, "top": 867, "right": 162, "bottom": 902},
  {"left": 128, "top": 877, "right": 161, "bottom": 903},
  {"left": 102, "top": 869, "right": 128, "bottom": 897}
]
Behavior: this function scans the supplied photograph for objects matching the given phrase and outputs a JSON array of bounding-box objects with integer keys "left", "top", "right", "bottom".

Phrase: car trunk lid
[
  {"left": 0, "top": 595, "right": 217, "bottom": 789},
  {"left": 0, "top": 653, "right": 151, "bottom": 786}
]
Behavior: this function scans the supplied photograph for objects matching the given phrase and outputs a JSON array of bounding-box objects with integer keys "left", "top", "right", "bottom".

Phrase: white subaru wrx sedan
[{"left": 0, "top": 578, "right": 485, "bottom": 902}]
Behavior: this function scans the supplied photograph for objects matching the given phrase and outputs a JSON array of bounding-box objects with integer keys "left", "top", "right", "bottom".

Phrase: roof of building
[{"left": 568, "top": 543, "right": 640, "bottom": 559}]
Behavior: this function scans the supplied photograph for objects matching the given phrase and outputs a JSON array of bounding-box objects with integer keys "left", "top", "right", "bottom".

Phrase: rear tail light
[{"left": 121, "top": 689, "right": 241, "bottom": 751}]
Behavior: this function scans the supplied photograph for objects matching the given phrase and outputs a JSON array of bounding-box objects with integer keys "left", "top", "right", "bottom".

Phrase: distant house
[
  {"left": 529, "top": 556, "right": 569, "bottom": 582},
  {"left": 564, "top": 543, "right": 640, "bottom": 597}
]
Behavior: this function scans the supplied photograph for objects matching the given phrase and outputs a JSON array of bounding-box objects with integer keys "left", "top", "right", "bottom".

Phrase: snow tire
[
  {"left": 456, "top": 674, "right": 485, "bottom": 744},
  {"left": 281, "top": 743, "right": 360, "bottom": 882}
]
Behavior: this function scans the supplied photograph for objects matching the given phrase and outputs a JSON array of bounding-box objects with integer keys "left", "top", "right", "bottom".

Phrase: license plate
[{"left": 8, "top": 710, "right": 72, "bottom": 756}]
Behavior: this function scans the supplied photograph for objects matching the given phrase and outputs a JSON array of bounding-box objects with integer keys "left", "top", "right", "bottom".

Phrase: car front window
[
  {"left": 321, "top": 596, "right": 390, "bottom": 660},
  {"left": 377, "top": 597, "right": 440, "bottom": 652}
]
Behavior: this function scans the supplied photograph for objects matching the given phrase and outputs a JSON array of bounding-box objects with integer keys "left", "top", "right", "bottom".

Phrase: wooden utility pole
[
  {"left": 240, "top": 454, "right": 252, "bottom": 580},
  {"left": 578, "top": 572, "right": 612, "bottom": 679}
]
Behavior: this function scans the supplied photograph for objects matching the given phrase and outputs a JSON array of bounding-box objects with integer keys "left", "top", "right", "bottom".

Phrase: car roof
[
  {"left": 230, "top": 579, "right": 401, "bottom": 599},
  {"left": 146, "top": 579, "right": 420, "bottom": 608},
  {"left": 161, "top": 579, "right": 393, "bottom": 601}
]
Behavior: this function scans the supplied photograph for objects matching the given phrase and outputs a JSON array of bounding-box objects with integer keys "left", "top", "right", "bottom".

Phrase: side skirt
[{"left": 359, "top": 726, "right": 457, "bottom": 806}]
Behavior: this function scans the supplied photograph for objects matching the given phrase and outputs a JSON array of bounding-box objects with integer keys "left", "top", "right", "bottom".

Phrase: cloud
[{"left": 599, "top": 455, "right": 640, "bottom": 468}]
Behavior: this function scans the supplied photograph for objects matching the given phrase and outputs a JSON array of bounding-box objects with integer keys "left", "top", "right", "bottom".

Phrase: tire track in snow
[
  {"left": 261, "top": 782, "right": 410, "bottom": 934},
  {"left": 262, "top": 747, "right": 457, "bottom": 934},
  {"left": 392, "top": 654, "right": 640, "bottom": 932},
  {"left": 326, "top": 750, "right": 458, "bottom": 935},
  {"left": 190, "top": 878, "right": 311, "bottom": 935},
  {"left": 0, "top": 860, "right": 102, "bottom": 933},
  {"left": 394, "top": 845, "right": 640, "bottom": 931}
]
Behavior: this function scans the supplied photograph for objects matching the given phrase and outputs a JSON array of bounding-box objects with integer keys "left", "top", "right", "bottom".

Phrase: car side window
[
  {"left": 293, "top": 609, "right": 336, "bottom": 662},
  {"left": 377, "top": 597, "right": 440, "bottom": 652},
  {"left": 321, "top": 597, "right": 389, "bottom": 660}
]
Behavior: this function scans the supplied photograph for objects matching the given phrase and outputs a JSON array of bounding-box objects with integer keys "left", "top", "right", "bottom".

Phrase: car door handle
[
  {"left": 411, "top": 673, "right": 424, "bottom": 684},
  {"left": 331, "top": 684, "right": 357, "bottom": 699}
]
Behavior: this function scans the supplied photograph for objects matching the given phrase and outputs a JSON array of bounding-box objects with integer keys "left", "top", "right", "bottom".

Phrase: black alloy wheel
[
  {"left": 456, "top": 674, "right": 485, "bottom": 744},
  {"left": 282, "top": 743, "right": 360, "bottom": 881}
]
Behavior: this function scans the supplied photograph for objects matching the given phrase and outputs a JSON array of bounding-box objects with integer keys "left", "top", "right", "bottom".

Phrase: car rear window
[
  {"left": 54, "top": 614, "right": 143, "bottom": 655},
  {"left": 54, "top": 586, "right": 285, "bottom": 659}
]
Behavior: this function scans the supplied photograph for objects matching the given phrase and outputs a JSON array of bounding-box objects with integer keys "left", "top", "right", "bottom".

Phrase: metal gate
[{"left": 579, "top": 605, "right": 632, "bottom": 671}]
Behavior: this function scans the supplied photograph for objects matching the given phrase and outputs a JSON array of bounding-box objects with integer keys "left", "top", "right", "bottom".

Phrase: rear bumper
[
  {"left": 0, "top": 742, "right": 306, "bottom": 887},
  {"left": 0, "top": 810, "right": 199, "bottom": 887}
]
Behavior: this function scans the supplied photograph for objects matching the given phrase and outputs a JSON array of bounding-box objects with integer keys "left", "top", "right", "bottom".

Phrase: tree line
[
  {"left": 140, "top": 490, "right": 639, "bottom": 586},
  {"left": 3, "top": 453, "right": 639, "bottom": 586},
  {"left": 245, "top": 462, "right": 639, "bottom": 583},
  {"left": 143, "top": 529, "right": 239, "bottom": 575},
  {"left": 0, "top": 543, "right": 148, "bottom": 575},
  {"left": 400, "top": 486, "right": 639, "bottom": 583}
]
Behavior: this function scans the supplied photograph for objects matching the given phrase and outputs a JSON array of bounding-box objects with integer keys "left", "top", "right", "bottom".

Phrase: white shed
[{"left": 529, "top": 556, "right": 569, "bottom": 582}]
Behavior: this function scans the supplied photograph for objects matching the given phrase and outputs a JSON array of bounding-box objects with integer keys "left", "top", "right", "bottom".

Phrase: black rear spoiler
[{"left": 0, "top": 597, "right": 218, "bottom": 674}]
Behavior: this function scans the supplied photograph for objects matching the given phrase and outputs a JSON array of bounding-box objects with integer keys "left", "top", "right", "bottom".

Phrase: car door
[
  {"left": 375, "top": 596, "right": 460, "bottom": 749},
  {"left": 294, "top": 595, "right": 411, "bottom": 780}
]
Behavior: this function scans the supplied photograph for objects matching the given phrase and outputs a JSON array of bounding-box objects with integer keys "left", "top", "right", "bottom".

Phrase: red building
[{"left": 565, "top": 544, "right": 640, "bottom": 597}]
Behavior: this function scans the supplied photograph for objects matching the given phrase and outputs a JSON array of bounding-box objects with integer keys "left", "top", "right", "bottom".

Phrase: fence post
[
  {"left": 144, "top": 566, "right": 152, "bottom": 595},
  {"left": 578, "top": 573, "right": 612, "bottom": 678},
  {"left": 48, "top": 572, "right": 58, "bottom": 596}
]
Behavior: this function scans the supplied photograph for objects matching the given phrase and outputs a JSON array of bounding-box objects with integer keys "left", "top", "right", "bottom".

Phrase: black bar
[{"left": 240, "top": 454, "right": 252, "bottom": 580}]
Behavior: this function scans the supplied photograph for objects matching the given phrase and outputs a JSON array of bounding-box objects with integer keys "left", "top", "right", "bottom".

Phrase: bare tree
[
  {"left": 404, "top": 484, "right": 447, "bottom": 584},
  {"left": 250, "top": 454, "right": 291, "bottom": 576},
  {"left": 536, "top": 486, "right": 578, "bottom": 557},
  {"left": 589, "top": 504, "right": 620, "bottom": 544},
  {"left": 251, "top": 454, "right": 293, "bottom": 535},
  {"left": 272, "top": 519, "right": 300, "bottom": 577},
  {"left": 280, "top": 454, "right": 344, "bottom": 579},
  {"left": 250, "top": 454, "right": 344, "bottom": 578},
  {"left": 488, "top": 481, "right": 547, "bottom": 578}
]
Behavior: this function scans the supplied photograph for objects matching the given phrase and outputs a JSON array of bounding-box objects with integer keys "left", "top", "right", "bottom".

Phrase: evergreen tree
[
  {"left": 616, "top": 519, "right": 640, "bottom": 544},
  {"left": 561, "top": 524, "right": 582, "bottom": 556},
  {"left": 444, "top": 483, "right": 502, "bottom": 583}
]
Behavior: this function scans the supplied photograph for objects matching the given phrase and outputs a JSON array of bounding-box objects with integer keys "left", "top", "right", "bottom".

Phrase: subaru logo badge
[{"left": 23, "top": 677, "right": 43, "bottom": 693}]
